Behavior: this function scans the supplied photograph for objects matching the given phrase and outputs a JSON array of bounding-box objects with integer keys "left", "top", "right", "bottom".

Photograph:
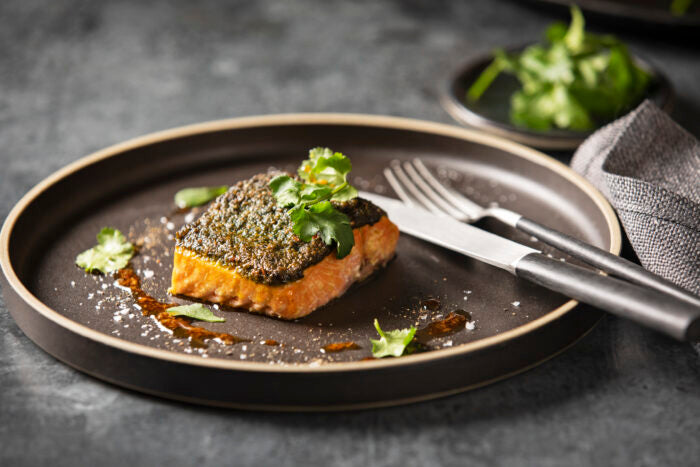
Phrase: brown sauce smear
[
  {"left": 420, "top": 298, "right": 441, "bottom": 311},
  {"left": 415, "top": 310, "right": 471, "bottom": 343},
  {"left": 323, "top": 341, "right": 360, "bottom": 353},
  {"left": 116, "top": 268, "right": 247, "bottom": 348}
]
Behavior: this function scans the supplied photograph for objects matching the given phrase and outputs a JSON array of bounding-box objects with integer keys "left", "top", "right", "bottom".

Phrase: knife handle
[
  {"left": 515, "top": 216, "right": 700, "bottom": 308},
  {"left": 514, "top": 253, "right": 700, "bottom": 341}
]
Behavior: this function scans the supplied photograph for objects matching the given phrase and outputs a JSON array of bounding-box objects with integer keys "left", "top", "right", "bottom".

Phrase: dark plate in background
[
  {"left": 0, "top": 114, "right": 621, "bottom": 410},
  {"left": 530, "top": 0, "right": 700, "bottom": 29},
  {"left": 441, "top": 47, "right": 674, "bottom": 150}
]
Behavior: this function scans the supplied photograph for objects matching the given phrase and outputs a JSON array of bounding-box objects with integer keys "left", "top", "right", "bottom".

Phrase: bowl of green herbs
[{"left": 441, "top": 6, "right": 673, "bottom": 150}]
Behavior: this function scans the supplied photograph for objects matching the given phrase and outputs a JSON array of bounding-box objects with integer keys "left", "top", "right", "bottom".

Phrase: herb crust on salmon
[{"left": 170, "top": 171, "right": 399, "bottom": 320}]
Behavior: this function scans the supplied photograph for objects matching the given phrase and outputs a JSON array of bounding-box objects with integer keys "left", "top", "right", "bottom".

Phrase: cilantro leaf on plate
[
  {"left": 75, "top": 227, "right": 134, "bottom": 274},
  {"left": 370, "top": 319, "right": 417, "bottom": 358},
  {"left": 174, "top": 185, "right": 228, "bottom": 209},
  {"left": 166, "top": 304, "right": 226, "bottom": 322}
]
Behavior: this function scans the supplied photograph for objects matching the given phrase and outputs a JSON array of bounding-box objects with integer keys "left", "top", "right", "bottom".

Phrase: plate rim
[{"left": 0, "top": 113, "right": 622, "bottom": 373}]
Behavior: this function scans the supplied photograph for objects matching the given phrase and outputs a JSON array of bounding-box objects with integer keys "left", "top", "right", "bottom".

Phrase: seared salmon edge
[{"left": 170, "top": 216, "right": 399, "bottom": 319}]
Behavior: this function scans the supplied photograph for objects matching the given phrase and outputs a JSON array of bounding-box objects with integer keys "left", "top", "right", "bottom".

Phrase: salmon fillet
[
  {"left": 171, "top": 216, "right": 397, "bottom": 319},
  {"left": 170, "top": 173, "right": 399, "bottom": 319}
]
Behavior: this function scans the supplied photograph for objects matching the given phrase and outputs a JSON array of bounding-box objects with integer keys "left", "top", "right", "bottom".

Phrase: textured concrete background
[{"left": 1, "top": 1, "right": 699, "bottom": 466}]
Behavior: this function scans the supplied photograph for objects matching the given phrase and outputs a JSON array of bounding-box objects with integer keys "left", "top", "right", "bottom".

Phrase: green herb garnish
[
  {"left": 174, "top": 185, "right": 228, "bottom": 209},
  {"left": 269, "top": 147, "right": 358, "bottom": 259},
  {"left": 370, "top": 319, "right": 417, "bottom": 358},
  {"left": 166, "top": 304, "right": 226, "bottom": 322},
  {"left": 671, "top": 0, "right": 694, "bottom": 15},
  {"left": 468, "top": 5, "right": 651, "bottom": 131},
  {"left": 75, "top": 227, "right": 135, "bottom": 274}
]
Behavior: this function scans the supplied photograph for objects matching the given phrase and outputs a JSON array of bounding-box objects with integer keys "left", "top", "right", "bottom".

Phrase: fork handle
[
  {"left": 514, "top": 216, "right": 700, "bottom": 308},
  {"left": 515, "top": 253, "right": 700, "bottom": 341}
]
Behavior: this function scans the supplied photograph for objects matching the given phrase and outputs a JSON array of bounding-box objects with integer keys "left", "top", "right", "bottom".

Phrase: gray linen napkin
[{"left": 571, "top": 100, "right": 700, "bottom": 295}]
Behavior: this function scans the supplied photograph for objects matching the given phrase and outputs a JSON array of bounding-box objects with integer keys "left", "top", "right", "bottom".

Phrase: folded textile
[{"left": 571, "top": 100, "right": 699, "bottom": 295}]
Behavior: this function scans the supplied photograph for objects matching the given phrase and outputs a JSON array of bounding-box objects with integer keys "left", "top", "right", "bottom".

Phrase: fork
[{"left": 384, "top": 159, "right": 700, "bottom": 308}]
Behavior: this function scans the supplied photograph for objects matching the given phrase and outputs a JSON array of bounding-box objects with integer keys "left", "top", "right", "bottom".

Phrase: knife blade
[
  {"left": 360, "top": 192, "right": 537, "bottom": 273},
  {"left": 361, "top": 191, "right": 700, "bottom": 341}
]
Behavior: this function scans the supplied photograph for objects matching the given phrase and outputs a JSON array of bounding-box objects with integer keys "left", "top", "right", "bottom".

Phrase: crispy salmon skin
[{"left": 170, "top": 173, "right": 399, "bottom": 319}]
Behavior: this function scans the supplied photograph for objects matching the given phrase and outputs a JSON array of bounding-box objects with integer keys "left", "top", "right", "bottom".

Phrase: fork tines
[{"left": 383, "top": 159, "right": 481, "bottom": 222}]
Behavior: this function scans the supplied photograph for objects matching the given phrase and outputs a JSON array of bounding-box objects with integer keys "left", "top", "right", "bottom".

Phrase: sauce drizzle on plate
[{"left": 116, "top": 268, "right": 248, "bottom": 348}]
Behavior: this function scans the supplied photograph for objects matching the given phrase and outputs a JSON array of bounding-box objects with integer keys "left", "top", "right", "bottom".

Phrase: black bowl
[{"left": 441, "top": 46, "right": 674, "bottom": 150}]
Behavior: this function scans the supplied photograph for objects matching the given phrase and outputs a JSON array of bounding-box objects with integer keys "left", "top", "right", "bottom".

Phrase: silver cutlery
[
  {"left": 360, "top": 191, "right": 700, "bottom": 341},
  {"left": 384, "top": 159, "right": 700, "bottom": 309}
]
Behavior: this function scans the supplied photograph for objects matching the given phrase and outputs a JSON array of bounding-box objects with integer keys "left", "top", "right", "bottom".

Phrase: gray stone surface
[{"left": 1, "top": 1, "right": 699, "bottom": 466}]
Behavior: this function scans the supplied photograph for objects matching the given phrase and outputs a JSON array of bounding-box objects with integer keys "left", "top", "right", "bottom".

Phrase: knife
[{"left": 361, "top": 192, "right": 700, "bottom": 341}]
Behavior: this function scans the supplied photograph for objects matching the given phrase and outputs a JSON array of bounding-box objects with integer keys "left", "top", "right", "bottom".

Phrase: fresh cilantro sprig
[
  {"left": 269, "top": 148, "right": 358, "bottom": 258},
  {"left": 468, "top": 5, "right": 651, "bottom": 131},
  {"left": 167, "top": 304, "right": 226, "bottom": 323},
  {"left": 75, "top": 227, "right": 135, "bottom": 274},
  {"left": 370, "top": 319, "right": 417, "bottom": 358}
]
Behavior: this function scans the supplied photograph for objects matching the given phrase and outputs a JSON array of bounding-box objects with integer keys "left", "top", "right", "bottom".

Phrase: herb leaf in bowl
[
  {"left": 269, "top": 147, "right": 358, "bottom": 259},
  {"left": 468, "top": 5, "right": 651, "bottom": 131},
  {"left": 75, "top": 227, "right": 134, "bottom": 274}
]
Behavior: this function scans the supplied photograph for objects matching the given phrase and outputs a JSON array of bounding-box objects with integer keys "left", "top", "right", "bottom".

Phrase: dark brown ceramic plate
[
  {"left": 0, "top": 114, "right": 621, "bottom": 410},
  {"left": 441, "top": 47, "right": 674, "bottom": 150}
]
